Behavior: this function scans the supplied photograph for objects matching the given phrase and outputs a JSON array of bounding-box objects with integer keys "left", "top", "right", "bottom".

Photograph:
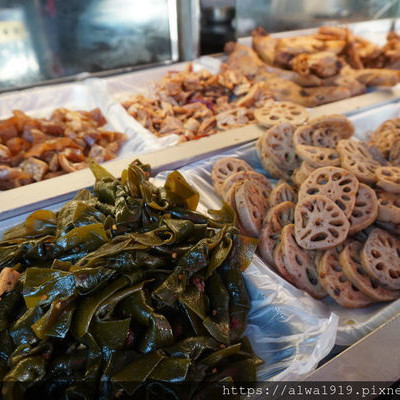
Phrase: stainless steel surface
[
  {"left": 168, "top": 0, "right": 180, "bottom": 62},
  {"left": 177, "top": 0, "right": 201, "bottom": 60},
  {"left": 303, "top": 310, "right": 400, "bottom": 381},
  {"left": 236, "top": 0, "right": 400, "bottom": 36}
]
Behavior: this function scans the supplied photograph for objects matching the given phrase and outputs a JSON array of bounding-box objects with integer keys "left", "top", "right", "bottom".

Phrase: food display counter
[{"left": 1, "top": 5, "right": 400, "bottom": 398}]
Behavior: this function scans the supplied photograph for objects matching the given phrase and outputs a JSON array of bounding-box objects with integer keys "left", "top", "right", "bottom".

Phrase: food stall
[{"left": 1, "top": 0, "right": 400, "bottom": 398}]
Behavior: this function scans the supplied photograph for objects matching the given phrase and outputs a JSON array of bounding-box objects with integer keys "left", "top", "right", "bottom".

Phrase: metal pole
[{"left": 177, "top": 0, "right": 200, "bottom": 61}]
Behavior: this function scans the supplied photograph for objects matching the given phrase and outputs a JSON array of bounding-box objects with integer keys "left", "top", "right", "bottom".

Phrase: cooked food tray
[
  {"left": 0, "top": 80, "right": 180, "bottom": 192},
  {"left": 166, "top": 138, "right": 400, "bottom": 346},
  {"left": 0, "top": 160, "right": 337, "bottom": 383}
]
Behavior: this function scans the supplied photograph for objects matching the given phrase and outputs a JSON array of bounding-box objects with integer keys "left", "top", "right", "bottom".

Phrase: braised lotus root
[
  {"left": 254, "top": 101, "right": 308, "bottom": 128},
  {"left": 376, "top": 191, "right": 400, "bottom": 224},
  {"left": 259, "top": 153, "right": 291, "bottom": 180},
  {"left": 337, "top": 139, "right": 380, "bottom": 184},
  {"left": 293, "top": 115, "right": 354, "bottom": 168},
  {"left": 295, "top": 145, "right": 341, "bottom": 168},
  {"left": 294, "top": 194, "right": 350, "bottom": 250},
  {"left": 268, "top": 182, "right": 297, "bottom": 208},
  {"left": 224, "top": 183, "right": 246, "bottom": 234},
  {"left": 317, "top": 244, "right": 373, "bottom": 308},
  {"left": 373, "top": 129, "right": 400, "bottom": 159},
  {"left": 235, "top": 180, "right": 268, "bottom": 237},
  {"left": 292, "top": 161, "right": 315, "bottom": 186},
  {"left": 222, "top": 170, "right": 272, "bottom": 199},
  {"left": 257, "top": 122, "right": 301, "bottom": 173},
  {"left": 349, "top": 183, "right": 378, "bottom": 234},
  {"left": 388, "top": 139, "right": 400, "bottom": 165},
  {"left": 376, "top": 166, "right": 400, "bottom": 193},
  {"left": 211, "top": 157, "right": 252, "bottom": 194},
  {"left": 294, "top": 115, "right": 354, "bottom": 149},
  {"left": 298, "top": 166, "right": 359, "bottom": 218},
  {"left": 370, "top": 119, "right": 400, "bottom": 158},
  {"left": 273, "top": 242, "right": 296, "bottom": 284},
  {"left": 340, "top": 241, "right": 400, "bottom": 302},
  {"left": 281, "top": 224, "right": 327, "bottom": 299},
  {"left": 258, "top": 201, "right": 295, "bottom": 268},
  {"left": 375, "top": 220, "right": 400, "bottom": 236},
  {"left": 361, "top": 228, "right": 400, "bottom": 290}
]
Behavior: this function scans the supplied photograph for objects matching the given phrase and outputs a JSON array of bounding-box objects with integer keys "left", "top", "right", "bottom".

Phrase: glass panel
[
  {"left": 0, "top": 0, "right": 175, "bottom": 91},
  {"left": 236, "top": 0, "right": 400, "bottom": 36}
]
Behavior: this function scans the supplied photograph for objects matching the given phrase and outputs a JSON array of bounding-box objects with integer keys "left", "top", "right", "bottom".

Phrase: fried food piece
[
  {"left": 257, "top": 74, "right": 351, "bottom": 107},
  {"left": 347, "top": 68, "right": 400, "bottom": 87},
  {"left": 231, "top": 41, "right": 323, "bottom": 87},
  {"left": 291, "top": 52, "right": 342, "bottom": 78}
]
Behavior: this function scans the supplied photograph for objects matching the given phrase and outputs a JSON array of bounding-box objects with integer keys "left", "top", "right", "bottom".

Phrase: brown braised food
[{"left": 0, "top": 108, "right": 127, "bottom": 190}]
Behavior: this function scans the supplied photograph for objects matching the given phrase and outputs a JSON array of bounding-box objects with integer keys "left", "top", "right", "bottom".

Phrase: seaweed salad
[{"left": 0, "top": 160, "right": 261, "bottom": 399}]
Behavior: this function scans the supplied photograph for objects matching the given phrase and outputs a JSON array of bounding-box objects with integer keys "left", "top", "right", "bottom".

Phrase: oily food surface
[
  {"left": 122, "top": 66, "right": 273, "bottom": 141},
  {"left": 0, "top": 108, "right": 127, "bottom": 190},
  {"left": 212, "top": 113, "right": 400, "bottom": 307},
  {"left": 0, "top": 160, "right": 260, "bottom": 398}
]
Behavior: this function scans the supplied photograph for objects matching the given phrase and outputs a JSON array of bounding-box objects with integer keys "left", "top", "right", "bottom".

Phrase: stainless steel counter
[{"left": 304, "top": 310, "right": 400, "bottom": 382}]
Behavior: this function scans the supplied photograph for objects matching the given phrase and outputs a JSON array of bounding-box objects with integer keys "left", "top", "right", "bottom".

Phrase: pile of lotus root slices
[
  {"left": 212, "top": 109, "right": 400, "bottom": 308},
  {"left": 224, "top": 26, "right": 400, "bottom": 107}
]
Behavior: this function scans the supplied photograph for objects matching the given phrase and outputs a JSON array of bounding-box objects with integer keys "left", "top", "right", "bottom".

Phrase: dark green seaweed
[{"left": 0, "top": 159, "right": 259, "bottom": 399}]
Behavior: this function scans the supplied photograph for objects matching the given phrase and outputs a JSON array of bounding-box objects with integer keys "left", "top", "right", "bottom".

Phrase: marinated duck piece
[{"left": 291, "top": 52, "right": 343, "bottom": 78}]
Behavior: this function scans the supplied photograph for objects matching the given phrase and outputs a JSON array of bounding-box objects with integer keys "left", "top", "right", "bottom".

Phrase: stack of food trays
[{"left": 2, "top": 22, "right": 400, "bottom": 394}]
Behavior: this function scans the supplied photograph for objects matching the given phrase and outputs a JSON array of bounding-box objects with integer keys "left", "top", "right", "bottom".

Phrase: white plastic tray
[{"left": 0, "top": 79, "right": 179, "bottom": 161}]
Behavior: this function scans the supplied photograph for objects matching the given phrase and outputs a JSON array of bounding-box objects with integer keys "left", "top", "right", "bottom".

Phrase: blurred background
[{"left": 0, "top": 0, "right": 400, "bottom": 91}]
